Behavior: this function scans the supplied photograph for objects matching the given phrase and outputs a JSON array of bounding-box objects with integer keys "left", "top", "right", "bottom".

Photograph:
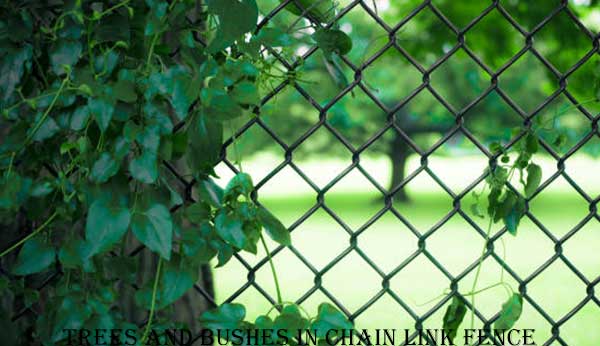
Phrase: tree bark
[{"left": 389, "top": 132, "right": 411, "bottom": 202}]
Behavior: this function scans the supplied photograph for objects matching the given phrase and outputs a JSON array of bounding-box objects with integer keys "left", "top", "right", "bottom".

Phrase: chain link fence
[{"left": 4, "top": 1, "right": 600, "bottom": 345}]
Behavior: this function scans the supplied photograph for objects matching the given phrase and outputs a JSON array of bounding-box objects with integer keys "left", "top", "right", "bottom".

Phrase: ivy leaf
[
  {"left": 205, "top": 91, "right": 244, "bottom": 120},
  {"left": 525, "top": 132, "right": 539, "bottom": 154},
  {"left": 504, "top": 194, "right": 526, "bottom": 236},
  {"left": 12, "top": 236, "right": 56, "bottom": 276},
  {"left": 186, "top": 113, "right": 222, "bottom": 175},
  {"left": 49, "top": 40, "right": 82, "bottom": 75},
  {"left": 274, "top": 305, "right": 309, "bottom": 337},
  {"left": 224, "top": 173, "right": 254, "bottom": 200},
  {"left": 89, "top": 152, "right": 119, "bottom": 184},
  {"left": 442, "top": 296, "right": 467, "bottom": 344},
  {"left": 157, "top": 256, "right": 198, "bottom": 309},
  {"left": 132, "top": 202, "right": 173, "bottom": 260},
  {"left": 185, "top": 202, "right": 211, "bottom": 224},
  {"left": 129, "top": 151, "right": 158, "bottom": 184},
  {"left": 88, "top": 97, "right": 115, "bottom": 132},
  {"left": 230, "top": 81, "right": 260, "bottom": 105},
  {"left": 312, "top": 29, "right": 352, "bottom": 57},
  {"left": 311, "top": 303, "right": 352, "bottom": 338},
  {"left": 279, "top": 0, "right": 336, "bottom": 23},
  {"left": 0, "top": 44, "right": 32, "bottom": 101},
  {"left": 113, "top": 79, "right": 137, "bottom": 103},
  {"left": 70, "top": 105, "right": 90, "bottom": 131},
  {"left": 59, "top": 237, "right": 95, "bottom": 272},
  {"left": 206, "top": 0, "right": 258, "bottom": 52},
  {"left": 525, "top": 163, "right": 542, "bottom": 198},
  {"left": 198, "top": 178, "right": 224, "bottom": 208},
  {"left": 257, "top": 207, "right": 291, "bottom": 246},
  {"left": 214, "top": 209, "right": 247, "bottom": 249},
  {"left": 201, "top": 303, "right": 246, "bottom": 330},
  {"left": 85, "top": 193, "right": 131, "bottom": 255},
  {"left": 255, "top": 27, "right": 294, "bottom": 47},
  {"left": 31, "top": 116, "right": 60, "bottom": 142},
  {"left": 494, "top": 294, "right": 523, "bottom": 330}
]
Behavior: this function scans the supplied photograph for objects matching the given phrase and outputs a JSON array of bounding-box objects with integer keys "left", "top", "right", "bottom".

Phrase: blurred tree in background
[{"left": 234, "top": 0, "right": 600, "bottom": 201}]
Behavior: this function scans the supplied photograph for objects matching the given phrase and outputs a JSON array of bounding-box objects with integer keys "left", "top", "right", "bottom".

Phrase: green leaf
[
  {"left": 224, "top": 173, "right": 254, "bottom": 200},
  {"left": 85, "top": 193, "right": 131, "bottom": 255},
  {"left": 206, "top": 0, "right": 258, "bottom": 52},
  {"left": 214, "top": 209, "right": 247, "bottom": 249},
  {"left": 32, "top": 116, "right": 59, "bottom": 142},
  {"left": 132, "top": 203, "right": 173, "bottom": 260},
  {"left": 274, "top": 305, "right": 309, "bottom": 336},
  {"left": 311, "top": 303, "right": 352, "bottom": 338},
  {"left": 70, "top": 105, "right": 90, "bottom": 131},
  {"left": 50, "top": 40, "right": 82, "bottom": 75},
  {"left": 59, "top": 237, "right": 95, "bottom": 272},
  {"left": 129, "top": 150, "right": 158, "bottom": 184},
  {"left": 88, "top": 97, "right": 115, "bottom": 132},
  {"left": 0, "top": 44, "right": 32, "bottom": 101},
  {"left": 89, "top": 152, "right": 119, "bottom": 184},
  {"left": 185, "top": 202, "right": 211, "bottom": 224},
  {"left": 205, "top": 91, "right": 244, "bottom": 120},
  {"left": 312, "top": 29, "right": 352, "bottom": 57},
  {"left": 525, "top": 132, "right": 539, "bottom": 154},
  {"left": 157, "top": 256, "right": 198, "bottom": 309},
  {"left": 257, "top": 207, "right": 291, "bottom": 246},
  {"left": 201, "top": 303, "right": 246, "bottom": 330},
  {"left": 279, "top": 0, "right": 336, "bottom": 23},
  {"left": 442, "top": 296, "right": 467, "bottom": 343},
  {"left": 186, "top": 113, "right": 223, "bottom": 175},
  {"left": 230, "top": 81, "right": 260, "bottom": 105},
  {"left": 113, "top": 79, "right": 137, "bottom": 103},
  {"left": 503, "top": 194, "right": 526, "bottom": 236},
  {"left": 256, "top": 27, "right": 294, "bottom": 47},
  {"left": 12, "top": 236, "right": 56, "bottom": 276},
  {"left": 525, "top": 163, "right": 542, "bottom": 198},
  {"left": 198, "top": 178, "right": 224, "bottom": 208},
  {"left": 494, "top": 293, "right": 523, "bottom": 330}
]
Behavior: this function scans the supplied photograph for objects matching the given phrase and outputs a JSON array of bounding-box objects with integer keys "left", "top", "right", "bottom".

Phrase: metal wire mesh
[{"left": 4, "top": 1, "right": 600, "bottom": 345}]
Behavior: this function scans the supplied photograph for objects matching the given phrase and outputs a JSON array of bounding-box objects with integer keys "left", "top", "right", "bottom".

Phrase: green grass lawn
[{"left": 211, "top": 156, "right": 600, "bottom": 345}]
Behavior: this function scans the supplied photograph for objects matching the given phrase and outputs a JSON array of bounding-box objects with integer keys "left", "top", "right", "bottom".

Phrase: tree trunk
[{"left": 389, "top": 133, "right": 411, "bottom": 202}]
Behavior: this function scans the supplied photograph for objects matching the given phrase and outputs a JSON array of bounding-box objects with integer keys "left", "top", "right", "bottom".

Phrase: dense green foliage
[{"left": 0, "top": 0, "right": 353, "bottom": 344}]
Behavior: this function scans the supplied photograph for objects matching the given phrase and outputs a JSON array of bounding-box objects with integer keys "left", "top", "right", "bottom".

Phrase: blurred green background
[{"left": 213, "top": 0, "right": 600, "bottom": 345}]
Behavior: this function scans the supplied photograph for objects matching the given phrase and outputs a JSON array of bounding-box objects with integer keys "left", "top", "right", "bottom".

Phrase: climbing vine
[{"left": 0, "top": 0, "right": 355, "bottom": 345}]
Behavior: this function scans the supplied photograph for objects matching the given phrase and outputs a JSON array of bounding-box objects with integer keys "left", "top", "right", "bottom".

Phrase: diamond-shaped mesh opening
[
  {"left": 362, "top": 46, "right": 423, "bottom": 106},
  {"left": 528, "top": 175, "right": 590, "bottom": 239},
  {"left": 325, "top": 169, "right": 384, "bottom": 230},
  {"left": 432, "top": 0, "right": 490, "bottom": 29},
  {"left": 465, "top": 9, "right": 524, "bottom": 71},
  {"left": 526, "top": 260, "right": 587, "bottom": 321},
  {"left": 430, "top": 48, "right": 490, "bottom": 111},
  {"left": 533, "top": 10, "right": 593, "bottom": 73},
  {"left": 428, "top": 133, "right": 488, "bottom": 194},
  {"left": 357, "top": 212, "right": 419, "bottom": 274},
  {"left": 338, "top": 3, "right": 390, "bottom": 67},
  {"left": 397, "top": 6, "right": 456, "bottom": 68},
  {"left": 464, "top": 90, "right": 523, "bottom": 145},
  {"left": 322, "top": 251, "right": 382, "bottom": 312},
  {"left": 398, "top": 89, "right": 455, "bottom": 151},
  {"left": 534, "top": 94, "right": 592, "bottom": 156},
  {"left": 501, "top": 218, "right": 555, "bottom": 278},
  {"left": 563, "top": 219, "right": 600, "bottom": 281},
  {"left": 498, "top": 51, "right": 560, "bottom": 114},
  {"left": 393, "top": 172, "right": 454, "bottom": 232},
  {"left": 293, "top": 125, "right": 353, "bottom": 188},
  {"left": 559, "top": 302, "right": 600, "bottom": 345},
  {"left": 564, "top": 135, "right": 600, "bottom": 197},
  {"left": 566, "top": 54, "right": 600, "bottom": 115},
  {"left": 261, "top": 86, "right": 320, "bottom": 146},
  {"left": 326, "top": 87, "right": 388, "bottom": 150},
  {"left": 291, "top": 208, "right": 349, "bottom": 270},
  {"left": 499, "top": 0, "right": 561, "bottom": 31},
  {"left": 426, "top": 215, "right": 486, "bottom": 276},
  {"left": 390, "top": 254, "right": 450, "bottom": 316}
]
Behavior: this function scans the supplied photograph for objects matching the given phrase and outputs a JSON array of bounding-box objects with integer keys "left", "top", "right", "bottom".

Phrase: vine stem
[
  {"left": 260, "top": 234, "right": 283, "bottom": 306},
  {"left": 0, "top": 211, "right": 59, "bottom": 258},
  {"left": 23, "top": 73, "right": 70, "bottom": 147},
  {"left": 470, "top": 216, "right": 494, "bottom": 329},
  {"left": 140, "top": 257, "right": 163, "bottom": 345}
]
